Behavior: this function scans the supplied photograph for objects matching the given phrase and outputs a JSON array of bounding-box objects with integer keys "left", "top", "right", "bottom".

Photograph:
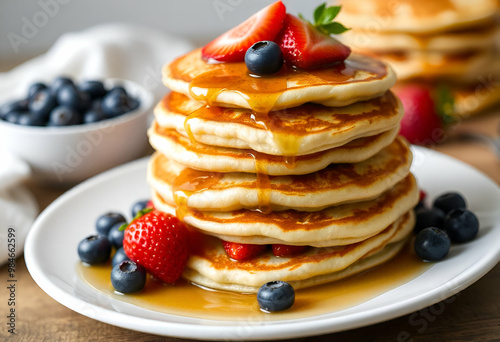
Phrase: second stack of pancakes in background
[{"left": 336, "top": 0, "right": 500, "bottom": 118}]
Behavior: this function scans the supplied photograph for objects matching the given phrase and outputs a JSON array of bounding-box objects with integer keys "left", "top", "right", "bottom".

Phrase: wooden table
[{"left": 0, "top": 54, "right": 499, "bottom": 340}]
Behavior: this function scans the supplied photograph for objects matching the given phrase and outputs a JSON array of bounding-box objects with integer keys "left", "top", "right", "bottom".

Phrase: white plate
[{"left": 24, "top": 147, "right": 500, "bottom": 340}]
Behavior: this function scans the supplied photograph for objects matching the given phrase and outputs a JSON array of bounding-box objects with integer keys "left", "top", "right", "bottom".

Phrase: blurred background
[{"left": 0, "top": 0, "right": 323, "bottom": 69}]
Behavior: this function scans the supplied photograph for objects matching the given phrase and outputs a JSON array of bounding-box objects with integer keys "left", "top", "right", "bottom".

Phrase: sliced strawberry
[
  {"left": 201, "top": 1, "right": 286, "bottom": 62},
  {"left": 276, "top": 14, "right": 351, "bottom": 70},
  {"left": 394, "top": 84, "right": 443, "bottom": 145},
  {"left": 272, "top": 244, "right": 307, "bottom": 257},
  {"left": 222, "top": 241, "right": 266, "bottom": 261}
]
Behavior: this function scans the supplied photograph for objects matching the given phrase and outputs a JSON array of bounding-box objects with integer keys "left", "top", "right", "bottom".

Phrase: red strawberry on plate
[
  {"left": 123, "top": 211, "right": 190, "bottom": 283},
  {"left": 277, "top": 14, "right": 351, "bottom": 70},
  {"left": 272, "top": 244, "right": 307, "bottom": 257},
  {"left": 395, "top": 84, "right": 443, "bottom": 145},
  {"left": 202, "top": 1, "right": 286, "bottom": 62},
  {"left": 222, "top": 241, "right": 266, "bottom": 261}
]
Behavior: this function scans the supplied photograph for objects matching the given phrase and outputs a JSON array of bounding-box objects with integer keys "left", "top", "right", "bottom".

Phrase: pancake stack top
[
  {"left": 147, "top": 2, "right": 419, "bottom": 293},
  {"left": 336, "top": 0, "right": 500, "bottom": 117}
]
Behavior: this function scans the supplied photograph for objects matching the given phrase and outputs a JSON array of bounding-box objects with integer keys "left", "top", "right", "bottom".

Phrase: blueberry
[
  {"left": 245, "top": 41, "right": 284, "bottom": 76},
  {"left": 101, "top": 88, "right": 134, "bottom": 118},
  {"left": 28, "top": 82, "right": 47, "bottom": 100},
  {"left": 28, "top": 89, "right": 56, "bottom": 121},
  {"left": 257, "top": 281, "right": 295, "bottom": 312},
  {"left": 108, "top": 222, "right": 127, "bottom": 248},
  {"left": 3, "top": 111, "right": 28, "bottom": 124},
  {"left": 77, "top": 235, "right": 112, "bottom": 264},
  {"left": 414, "top": 227, "right": 451, "bottom": 261},
  {"left": 444, "top": 209, "right": 479, "bottom": 243},
  {"left": 111, "top": 247, "right": 131, "bottom": 267},
  {"left": 47, "top": 106, "right": 81, "bottom": 126},
  {"left": 17, "top": 112, "right": 45, "bottom": 126},
  {"left": 96, "top": 212, "right": 127, "bottom": 236},
  {"left": 433, "top": 192, "right": 467, "bottom": 214},
  {"left": 83, "top": 108, "right": 106, "bottom": 124},
  {"left": 79, "top": 80, "right": 107, "bottom": 99},
  {"left": 0, "top": 99, "right": 29, "bottom": 120},
  {"left": 50, "top": 76, "right": 74, "bottom": 96},
  {"left": 414, "top": 208, "right": 445, "bottom": 234},
  {"left": 111, "top": 261, "right": 147, "bottom": 293},
  {"left": 131, "top": 199, "right": 150, "bottom": 217},
  {"left": 57, "top": 84, "right": 90, "bottom": 111}
]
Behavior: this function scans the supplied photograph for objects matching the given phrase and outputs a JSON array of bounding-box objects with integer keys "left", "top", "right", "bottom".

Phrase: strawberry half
[
  {"left": 276, "top": 14, "right": 351, "bottom": 70},
  {"left": 201, "top": 1, "right": 286, "bottom": 62},
  {"left": 123, "top": 211, "right": 190, "bottom": 283},
  {"left": 222, "top": 241, "right": 266, "bottom": 261},
  {"left": 272, "top": 244, "right": 307, "bottom": 257}
]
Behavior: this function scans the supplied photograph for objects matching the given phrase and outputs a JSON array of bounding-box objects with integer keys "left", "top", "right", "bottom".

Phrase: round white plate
[{"left": 24, "top": 148, "right": 500, "bottom": 340}]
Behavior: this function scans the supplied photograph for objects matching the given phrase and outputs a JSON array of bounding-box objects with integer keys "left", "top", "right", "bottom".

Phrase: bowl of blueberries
[{"left": 0, "top": 76, "right": 154, "bottom": 184}]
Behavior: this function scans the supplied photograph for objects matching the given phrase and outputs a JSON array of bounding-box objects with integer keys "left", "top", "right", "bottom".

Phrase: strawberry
[
  {"left": 146, "top": 199, "right": 155, "bottom": 209},
  {"left": 201, "top": 1, "right": 286, "bottom": 62},
  {"left": 123, "top": 211, "right": 189, "bottom": 283},
  {"left": 276, "top": 14, "right": 351, "bottom": 70},
  {"left": 222, "top": 241, "right": 266, "bottom": 261},
  {"left": 394, "top": 84, "right": 443, "bottom": 145},
  {"left": 272, "top": 244, "right": 307, "bottom": 257}
]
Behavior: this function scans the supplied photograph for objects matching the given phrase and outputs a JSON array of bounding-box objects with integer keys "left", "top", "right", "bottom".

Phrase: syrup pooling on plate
[{"left": 77, "top": 242, "right": 429, "bottom": 321}]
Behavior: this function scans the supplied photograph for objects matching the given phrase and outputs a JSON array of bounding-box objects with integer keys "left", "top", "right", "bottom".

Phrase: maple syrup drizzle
[{"left": 77, "top": 242, "right": 430, "bottom": 321}]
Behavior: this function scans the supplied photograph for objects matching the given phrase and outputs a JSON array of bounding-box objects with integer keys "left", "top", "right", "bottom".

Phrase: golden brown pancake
[
  {"left": 162, "top": 49, "right": 396, "bottom": 111},
  {"left": 147, "top": 137, "right": 413, "bottom": 212},
  {"left": 154, "top": 91, "right": 403, "bottom": 156}
]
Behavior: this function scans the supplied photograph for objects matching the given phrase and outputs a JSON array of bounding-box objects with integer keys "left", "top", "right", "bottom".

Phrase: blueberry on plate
[
  {"left": 112, "top": 247, "right": 131, "bottom": 267},
  {"left": 245, "top": 41, "right": 284, "bottom": 76},
  {"left": 111, "top": 261, "right": 147, "bottom": 293},
  {"left": 47, "top": 106, "right": 81, "bottom": 126},
  {"left": 414, "top": 207, "right": 445, "bottom": 234},
  {"left": 108, "top": 222, "right": 127, "bottom": 248},
  {"left": 79, "top": 80, "right": 107, "bottom": 99},
  {"left": 77, "top": 235, "right": 112, "bottom": 264},
  {"left": 0, "top": 99, "right": 29, "bottom": 120},
  {"left": 433, "top": 192, "right": 467, "bottom": 214},
  {"left": 28, "top": 82, "right": 47, "bottom": 100},
  {"left": 444, "top": 209, "right": 479, "bottom": 243},
  {"left": 414, "top": 227, "right": 451, "bottom": 262},
  {"left": 96, "top": 212, "right": 127, "bottom": 236},
  {"left": 49, "top": 76, "right": 74, "bottom": 96},
  {"left": 101, "top": 88, "right": 134, "bottom": 118},
  {"left": 28, "top": 89, "right": 56, "bottom": 121},
  {"left": 131, "top": 199, "right": 151, "bottom": 218},
  {"left": 257, "top": 280, "right": 295, "bottom": 312}
]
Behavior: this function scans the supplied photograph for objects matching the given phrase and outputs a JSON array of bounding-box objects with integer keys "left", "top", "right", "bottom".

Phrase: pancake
[
  {"left": 372, "top": 49, "right": 494, "bottom": 82},
  {"left": 341, "top": 21, "right": 498, "bottom": 53},
  {"left": 147, "top": 137, "right": 413, "bottom": 212},
  {"left": 182, "top": 211, "right": 414, "bottom": 293},
  {"left": 184, "top": 239, "right": 407, "bottom": 293},
  {"left": 148, "top": 122, "right": 400, "bottom": 175},
  {"left": 453, "top": 81, "right": 500, "bottom": 117},
  {"left": 162, "top": 49, "right": 396, "bottom": 111},
  {"left": 154, "top": 91, "right": 403, "bottom": 156},
  {"left": 336, "top": 0, "right": 498, "bottom": 34},
  {"left": 152, "top": 174, "right": 419, "bottom": 247}
]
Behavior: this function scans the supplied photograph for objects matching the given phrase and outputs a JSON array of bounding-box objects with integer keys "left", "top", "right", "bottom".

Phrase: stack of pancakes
[
  {"left": 336, "top": 0, "right": 500, "bottom": 117},
  {"left": 147, "top": 48, "right": 419, "bottom": 293}
]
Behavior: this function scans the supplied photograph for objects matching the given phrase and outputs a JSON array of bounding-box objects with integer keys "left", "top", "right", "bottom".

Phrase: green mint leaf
[
  {"left": 118, "top": 223, "right": 129, "bottom": 232},
  {"left": 319, "top": 6, "right": 341, "bottom": 25},
  {"left": 313, "top": 3, "right": 326, "bottom": 23},
  {"left": 321, "top": 22, "right": 350, "bottom": 35},
  {"left": 298, "top": 13, "right": 306, "bottom": 21}
]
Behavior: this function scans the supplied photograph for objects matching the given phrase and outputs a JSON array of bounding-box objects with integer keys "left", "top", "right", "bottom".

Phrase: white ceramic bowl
[{"left": 0, "top": 79, "right": 154, "bottom": 185}]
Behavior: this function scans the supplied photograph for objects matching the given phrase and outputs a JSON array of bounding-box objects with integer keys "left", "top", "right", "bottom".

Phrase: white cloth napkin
[{"left": 0, "top": 23, "right": 194, "bottom": 263}]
